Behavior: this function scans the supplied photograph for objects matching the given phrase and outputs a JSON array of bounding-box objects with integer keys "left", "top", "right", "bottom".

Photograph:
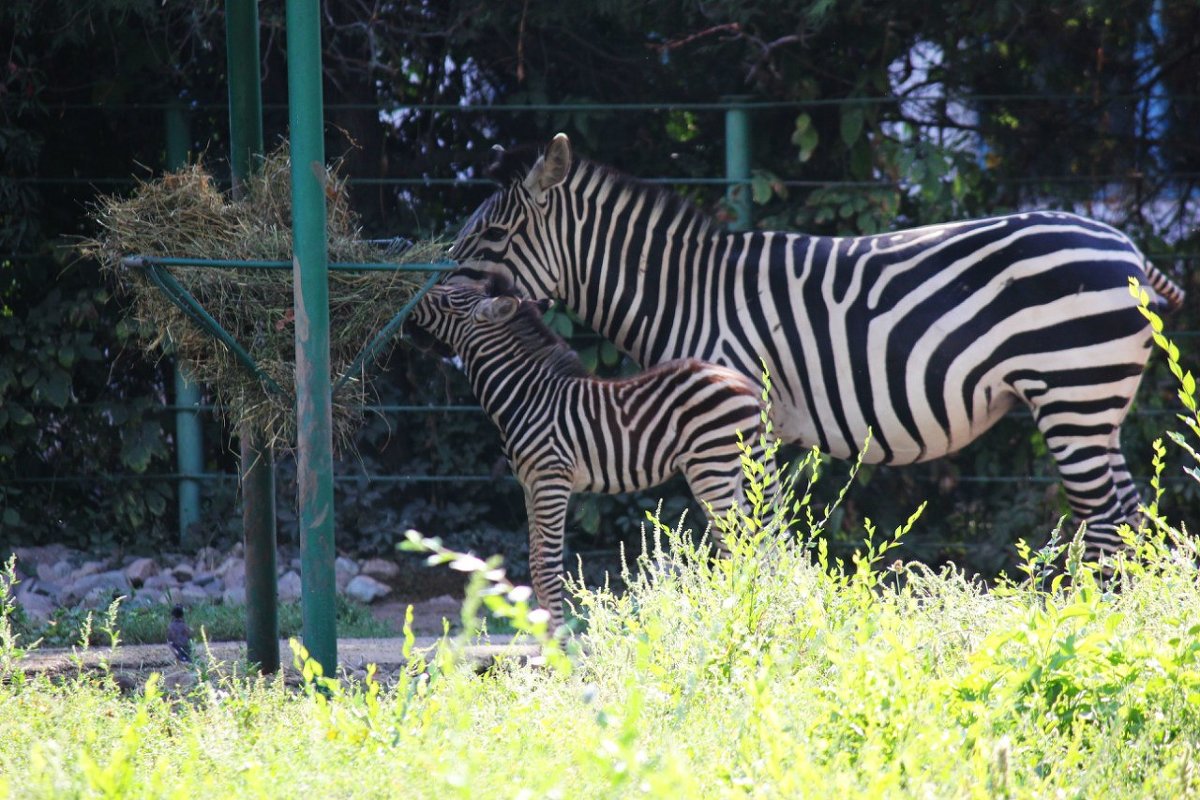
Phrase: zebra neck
[
  {"left": 459, "top": 336, "right": 581, "bottom": 425},
  {"left": 569, "top": 224, "right": 752, "bottom": 367}
]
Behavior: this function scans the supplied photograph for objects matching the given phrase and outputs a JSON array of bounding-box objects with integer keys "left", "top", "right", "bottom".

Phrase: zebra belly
[{"left": 570, "top": 436, "right": 679, "bottom": 495}]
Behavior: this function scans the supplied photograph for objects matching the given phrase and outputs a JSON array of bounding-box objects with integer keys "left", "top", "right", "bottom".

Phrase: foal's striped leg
[{"left": 522, "top": 475, "right": 573, "bottom": 631}]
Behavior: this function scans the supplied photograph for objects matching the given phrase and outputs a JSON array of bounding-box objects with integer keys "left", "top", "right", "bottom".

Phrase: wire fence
[{"left": 6, "top": 96, "right": 1199, "bottom": 516}]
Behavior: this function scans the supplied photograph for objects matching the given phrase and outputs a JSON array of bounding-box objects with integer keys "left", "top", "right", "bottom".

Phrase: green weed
[{"left": 3, "top": 324, "right": 1200, "bottom": 797}]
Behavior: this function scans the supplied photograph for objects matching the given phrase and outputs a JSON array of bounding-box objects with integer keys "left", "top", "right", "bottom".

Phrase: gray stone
[
  {"left": 191, "top": 570, "right": 219, "bottom": 588},
  {"left": 124, "top": 557, "right": 159, "bottom": 586},
  {"left": 162, "top": 668, "right": 198, "bottom": 693},
  {"left": 29, "top": 578, "right": 61, "bottom": 598},
  {"left": 82, "top": 585, "right": 125, "bottom": 609},
  {"left": 71, "top": 560, "right": 105, "bottom": 582},
  {"left": 37, "top": 560, "right": 73, "bottom": 584},
  {"left": 15, "top": 589, "right": 55, "bottom": 625},
  {"left": 222, "top": 585, "right": 247, "bottom": 606},
  {"left": 178, "top": 584, "right": 210, "bottom": 606},
  {"left": 345, "top": 574, "right": 390, "bottom": 604},
  {"left": 171, "top": 563, "right": 194, "bottom": 583},
  {"left": 359, "top": 557, "right": 400, "bottom": 581},
  {"left": 195, "top": 546, "right": 222, "bottom": 569},
  {"left": 125, "top": 590, "right": 165, "bottom": 609},
  {"left": 63, "top": 570, "right": 130, "bottom": 607},
  {"left": 219, "top": 557, "right": 245, "bottom": 591},
  {"left": 13, "top": 545, "right": 72, "bottom": 570},
  {"left": 335, "top": 556, "right": 359, "bottom": 592},
  {"left": 278, "top": 571, "right": 303, "bottom": 602},
  {"left": 143, "top": 574, "right": 178, "bottom": 592},
  {"left": 203, "top": 577, "right": 225, "bottom": 599}
]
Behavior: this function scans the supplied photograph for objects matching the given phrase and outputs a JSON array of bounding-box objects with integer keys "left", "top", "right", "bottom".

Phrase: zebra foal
[{"left": 408, "top": 279, "right": 771, "bottom": 629}]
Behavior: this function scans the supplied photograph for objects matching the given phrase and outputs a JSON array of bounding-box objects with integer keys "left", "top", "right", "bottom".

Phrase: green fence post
[
  {"left": 165, "top": 100, "right": 204, "bottom": 548},
  {"left": 226, "top": 0, "right": 279, "bottom": 675},
  {"left": 287, "top": 0, "right": 337, "bottom": 675},
  {"left": 724, "top": 97, "right": 752, "bottom": 232}
]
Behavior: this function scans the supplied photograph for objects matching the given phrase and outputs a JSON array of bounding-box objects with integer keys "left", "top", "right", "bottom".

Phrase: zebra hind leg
[{"left": 1032, "top": 402, "right": 1137, "bottom": 565}]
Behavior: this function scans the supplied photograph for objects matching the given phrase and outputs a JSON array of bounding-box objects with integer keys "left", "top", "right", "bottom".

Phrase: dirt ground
[{"left": 13, "top": 593, "right": 544, "bottom": 690}]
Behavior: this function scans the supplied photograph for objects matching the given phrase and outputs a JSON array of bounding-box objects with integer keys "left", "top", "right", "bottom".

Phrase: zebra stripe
[
  {"left": 409, "top": 279, "right": 770, "bottom": 629},
  {"left": 449, "top": 133, "right": 1187, "bottom": 561}
]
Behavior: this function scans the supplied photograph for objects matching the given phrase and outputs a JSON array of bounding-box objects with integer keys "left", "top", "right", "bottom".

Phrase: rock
[
  {"left": 178, "top": 584, "right": 210, "bottom": 606},
  {"left": 360, "top": 557, "right": 400, "bottom": 581},
  {"left": 202, "top": 577, "right": 225, "bottom": 600},
  {"left": 191, "top": 570, "right": 219, "bottom": 588},
  {"left": 171, "top": 563, "right": 195, "bottom": 583},
  {"left": 223, "top": 585, "right": 247, "bottom": 606},
  {"left": 195, "top": 546, "right": 222, "bottom": 569},
  {"left": 71, "top": 560, "right": 105, "bottom": 582},
  {"left": 278, "top": 571, "right": 303, "bottom": 602},
  {"left": 63, "top": 570, "right": 130, "bottom": 607},
  {"left": 12, "top": 544, "right": 72, "bottom": 570},
  {"left": 219, "top": 558, "right": 245, "bottom": 592},
  {"left": 335, "top": 556, "right": 359, "bottom": 592},
  {"left": 29, "top": 578, "right": 61, "bottom": 598},
  {"left": 15, "top": 589, "right": 55, "bottom": 625},
  {"left": 124, "top": 557, "right": 159, "bottom": 586},
  {"left": 162, "top": 668, "right": 198, "bottom": 693},
  {"left": 143, "top": 574, "right": 178, "bottom": 592},
  {"left": 82, "top": 585, "right": 125, "bottom": 609},
  {"left": 112, "top": 672, "right": 140, "bottom": 694},
  {"left": 126, "top": 589, "right": 165, "bottom": 608},
  {"left": 345, "top": 574, "right": 390, "bottom": 604},
  {"left": 37, "top": 560, "right": 73, "bottom": 584}
]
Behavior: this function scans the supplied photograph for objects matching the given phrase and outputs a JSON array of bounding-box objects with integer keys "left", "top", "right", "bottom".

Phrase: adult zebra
[
  {"left": 449, "top": 133, "right": 1186, "bottom": 561},
  {"left": 408, "top": 278, "right": 770, "bottom": 629}
]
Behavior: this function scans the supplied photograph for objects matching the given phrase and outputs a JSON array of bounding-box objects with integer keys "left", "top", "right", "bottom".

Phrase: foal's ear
[
  {"left": 522, "top": 132, "right": 572, "bottom": 201},
  {"left": 474, "top": 295, "right": 520, "bottom": 323}
]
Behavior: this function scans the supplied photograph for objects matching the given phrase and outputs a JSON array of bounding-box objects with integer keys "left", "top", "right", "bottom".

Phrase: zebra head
[
  {"left": 409, "top": 282, "right": 521, "bottom": 353},
  {"left": 448, "top": 133, "right": 574, "bottom": 300},
  {"left": 410, "top": 277, "right": 564, "bottom": 371}
]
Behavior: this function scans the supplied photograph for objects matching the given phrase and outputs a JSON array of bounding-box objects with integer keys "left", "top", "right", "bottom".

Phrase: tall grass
[{"left": 1, "top": 327, "right": 1199, "bottom": 797}]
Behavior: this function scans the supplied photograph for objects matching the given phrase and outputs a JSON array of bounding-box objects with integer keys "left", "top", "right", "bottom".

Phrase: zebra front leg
[{"left": 522, "top": 476, "right": 573, "bottom": 634}]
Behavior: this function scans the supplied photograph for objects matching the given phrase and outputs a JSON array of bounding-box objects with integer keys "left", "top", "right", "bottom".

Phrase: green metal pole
[
  {"left": 227, "top": 0, "right": 264, "bottom": 185},
  {"left": 287, "top": 0, "right": 337, "bottom": 675},
  {"left": 227, "top": 0, "right": 279, "bottom": 675},
  {"left": 166, "top": 100, "right": 204, "bottom": 548},
  {"left": 724, "top": 97, "right": 752, "bottom": 232}
]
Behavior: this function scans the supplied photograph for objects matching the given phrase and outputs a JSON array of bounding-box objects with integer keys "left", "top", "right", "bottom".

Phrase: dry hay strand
[{"left": 81, "top": 144, "right": 444, "bottom": 452}]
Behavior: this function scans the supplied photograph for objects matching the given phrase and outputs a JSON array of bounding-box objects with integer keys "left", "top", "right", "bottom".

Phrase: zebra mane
[
  {"left": 578, "top": 159, "right": 720, "bottom": 237},
  {"left": 481, "top": 273, "right": 592, "bottom": 379},
  {"left": 486, "top": 141, "right": 720, "bottom": 236}
]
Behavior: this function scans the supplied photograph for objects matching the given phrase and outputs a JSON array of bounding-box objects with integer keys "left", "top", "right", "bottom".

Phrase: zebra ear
[
  {"left": 522, "top": 132, "right": 572, "bottom": 201},
  {"left": 474, "top": 295, "right": 520, "bottom": 323}
]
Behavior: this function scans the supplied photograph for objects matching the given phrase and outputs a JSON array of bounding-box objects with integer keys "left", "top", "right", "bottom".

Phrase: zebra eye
[{"left": 479, "top": 225, "right": 508, "bottom": 243}]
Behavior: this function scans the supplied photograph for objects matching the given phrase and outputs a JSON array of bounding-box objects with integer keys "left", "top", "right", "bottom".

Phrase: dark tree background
[{"left": 2, "top": 0, "right": 1198, "bottom": 578}]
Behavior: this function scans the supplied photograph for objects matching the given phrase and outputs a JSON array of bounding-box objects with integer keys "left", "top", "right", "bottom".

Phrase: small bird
[{"left": 167, "top": 604, "right": 193, "bottom": 664}]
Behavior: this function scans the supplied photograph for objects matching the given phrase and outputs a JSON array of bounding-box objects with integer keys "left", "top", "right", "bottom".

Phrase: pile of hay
[{"left": 82, "top": 145, "right": 444, "bottom": 451}]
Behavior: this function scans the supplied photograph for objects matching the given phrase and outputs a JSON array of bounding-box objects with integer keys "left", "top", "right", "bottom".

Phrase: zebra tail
[{"left": 1141, "top": 258, "right": 1186, "bottom": 315}]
